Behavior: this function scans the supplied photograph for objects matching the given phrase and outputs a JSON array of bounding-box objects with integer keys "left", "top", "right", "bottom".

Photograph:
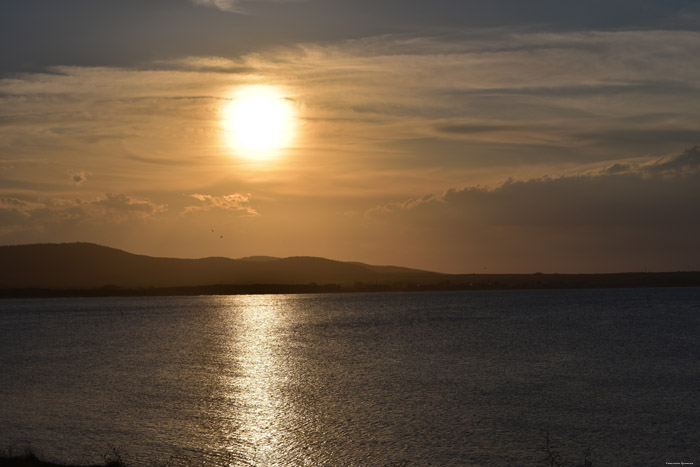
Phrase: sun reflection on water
[{"left": 212, "top": 294, "right": 291, "bottom": 466}]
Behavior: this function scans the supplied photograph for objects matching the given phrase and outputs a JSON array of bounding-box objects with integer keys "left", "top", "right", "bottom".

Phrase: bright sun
[{"left": 222, "top": 85, "right": 297, "bottom": 161}]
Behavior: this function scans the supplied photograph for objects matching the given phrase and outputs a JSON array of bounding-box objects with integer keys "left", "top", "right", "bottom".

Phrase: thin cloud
[
  {"left": 0, "top": 193, "right": 167, "bottom": 232},
  {"left": 191, "top": 0, "right": 308, "bottom": 13},
  {"left": 0, "top": 196, "right": 43, "bottom": 216},
  {"left": 3, "top": 29, "right": 700, "bottom": 180},
  {"left": 154, "top": 56, "right": 249, "bottom": 73},
  {"left": 91, "top": 193, "right": 167, "bottom": 222},
  {"left": 192, "top": 0, "right": 241, "bottom": 12},
  {"left": 184, "top": 193, "right": 260, "bottom": 216}
]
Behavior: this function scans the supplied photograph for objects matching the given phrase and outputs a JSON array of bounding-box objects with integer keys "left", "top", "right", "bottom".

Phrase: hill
[
  {"left": 0, "top": 242, "right": 443, "bottom": 290},
  {"left": 1, "top": 243, "right": 699, "bottom": 297}
]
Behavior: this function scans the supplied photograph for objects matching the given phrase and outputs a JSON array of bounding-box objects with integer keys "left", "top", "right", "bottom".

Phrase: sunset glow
[
  {"left": 2, "top": 2, "right": 700, "bottom": 466},
  {"left": 2, "top": 1, "right": 700, "bottom": 272}
]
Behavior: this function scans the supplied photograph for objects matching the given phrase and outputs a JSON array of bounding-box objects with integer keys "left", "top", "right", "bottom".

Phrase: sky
[{"left": 2, "top": 0, "right": 700, "bottom": 273}]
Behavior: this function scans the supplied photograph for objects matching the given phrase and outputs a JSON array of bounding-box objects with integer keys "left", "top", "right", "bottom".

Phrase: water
[{"left": 1, "top": 289, "right": 699, "bottom": 466}]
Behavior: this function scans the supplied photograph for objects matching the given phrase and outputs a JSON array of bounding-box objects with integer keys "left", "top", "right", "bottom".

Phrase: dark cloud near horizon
[
  {"left": 367, "top": 147, "right": 700, "bottom": 272},
  {"left": 2, "top": 0, "right": 699, "bottom": 73},
  {"left": 644, "top": 145, "right": 700, "bottom": 175}
]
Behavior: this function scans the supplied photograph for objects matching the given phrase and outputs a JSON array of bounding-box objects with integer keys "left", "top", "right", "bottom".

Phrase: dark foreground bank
[
  {"left": 0, "top": 453, "right": 117, "bottom": 467},
  {"left": 0, "top": 446, "right": 133, "bottom": 467},
  {"left": 0, "top": 456, "right": 95, "bottom": 467},
  {"left": 0, "top": 439, "right": 594, "bottom": 467}
]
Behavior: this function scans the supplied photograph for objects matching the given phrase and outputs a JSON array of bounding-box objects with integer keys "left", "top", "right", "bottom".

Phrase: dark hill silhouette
[
  {"left": 237, "top": 255, "right": 281, "bottom": 262},
  {"left": 1, "top": 242, "right": 699, "bottom": 297},
  {"left": 0, "top": 242, "right": 444, "bottom": 290},
  {"left": 347, "top": 261, "right": 435, "bottom": 275}
]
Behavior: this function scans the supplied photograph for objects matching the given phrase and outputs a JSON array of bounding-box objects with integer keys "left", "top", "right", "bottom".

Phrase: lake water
[{"left": 1, "top": 289, "right": 699, "bottom": 466}]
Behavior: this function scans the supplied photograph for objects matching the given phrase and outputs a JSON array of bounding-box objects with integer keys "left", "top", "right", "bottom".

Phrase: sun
[{"left": 222, "top": 85, "right": 297, "bottom": 161}]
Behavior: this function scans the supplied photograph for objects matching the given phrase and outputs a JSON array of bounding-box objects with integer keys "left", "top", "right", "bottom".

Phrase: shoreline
[{"left": 2, "top": 271, "right": 699, "bottom": 299}]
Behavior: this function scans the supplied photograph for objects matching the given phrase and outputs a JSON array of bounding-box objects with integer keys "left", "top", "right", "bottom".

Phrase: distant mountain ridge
[
  {"left": 0, "top": 242, "right": 442, "bottom": 289},
  {"left": 2, "top": 243, "right": 700, "bottom": 296}
]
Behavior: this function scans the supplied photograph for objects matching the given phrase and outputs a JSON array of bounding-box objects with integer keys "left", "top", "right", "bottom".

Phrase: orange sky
[{"left": 2, "top": 1, "right": 700, "bottom": 272}]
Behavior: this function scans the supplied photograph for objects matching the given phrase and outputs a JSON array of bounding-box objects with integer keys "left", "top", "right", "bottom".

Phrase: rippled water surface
[{"left": 1, "top": 289, "right": 700, "bottom": 466}]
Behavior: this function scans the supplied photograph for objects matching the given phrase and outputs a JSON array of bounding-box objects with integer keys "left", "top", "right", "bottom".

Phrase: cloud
[
  {"left": 603, "top": 162, "right": 632, "bottom": 175},
  {"left": 154, "top": 56, "right": 248, "bottom": 73},
  {"left": 91, "top": 193, "right": 167, "bottom": 221},
  {"left": 370, "top": 148, "right": 700, "bottom": 227},
  {"left": 0, "top": 196, "right": 43, "bottom": 216},
  {"left": 365, "top": 147, "right": 700, "bottom": 272},
  {"left": 0, "top": 198, "right": 41, "bottom": 234},
  {"left": 68, "top": 170, "right": 90, "bottom": 185},
  {"left": 2, "top": 29, "right": 700, "bottom": 207},
  {"left": 3, "top": 29, "right": 700, "bottom": 193},
  {"left": 642, "top": 145, "right": 700, "bottom": 176},
  {"left": 191, "top": 0, "right": 306, "bottom": 13},
  {"left": 190, "top": 0, "right": 241, "bottom": 12},
  {"left": 233, "top": 29, "right": 700, "bottom": 165},
  {"left": 184, "top": 193, "right": 259, "bottom": 216},
  {"left": 0, "top": 193, "right": 166, "bottom": 233},
  {"left": 597, "top": 146, "right": 700, "bottom": 176}
]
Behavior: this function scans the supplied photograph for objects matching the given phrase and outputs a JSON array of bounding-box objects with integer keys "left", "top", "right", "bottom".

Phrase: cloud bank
[{"left": 364, "top": 147, "right": 700, "bottom": 272}]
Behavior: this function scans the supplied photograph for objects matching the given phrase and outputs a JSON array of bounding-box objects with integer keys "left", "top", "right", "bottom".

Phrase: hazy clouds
[
  {"left": 3, "top": 29, "right": 700, "bottom": 192},
  {"left": 363, "top": 147, "right": 700, "bottom": 272},
  {"left": 2, "top": 1, "right": 700, "bottom": 271},
  {"left": 185, "top": 193, "right": 260, "bottom": 216},
  {"left": 192, "top": 0, "right": 308, "bottom": 13},
  {"left": 0, "top": 193, "right": 166, "bottom": 234}
]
